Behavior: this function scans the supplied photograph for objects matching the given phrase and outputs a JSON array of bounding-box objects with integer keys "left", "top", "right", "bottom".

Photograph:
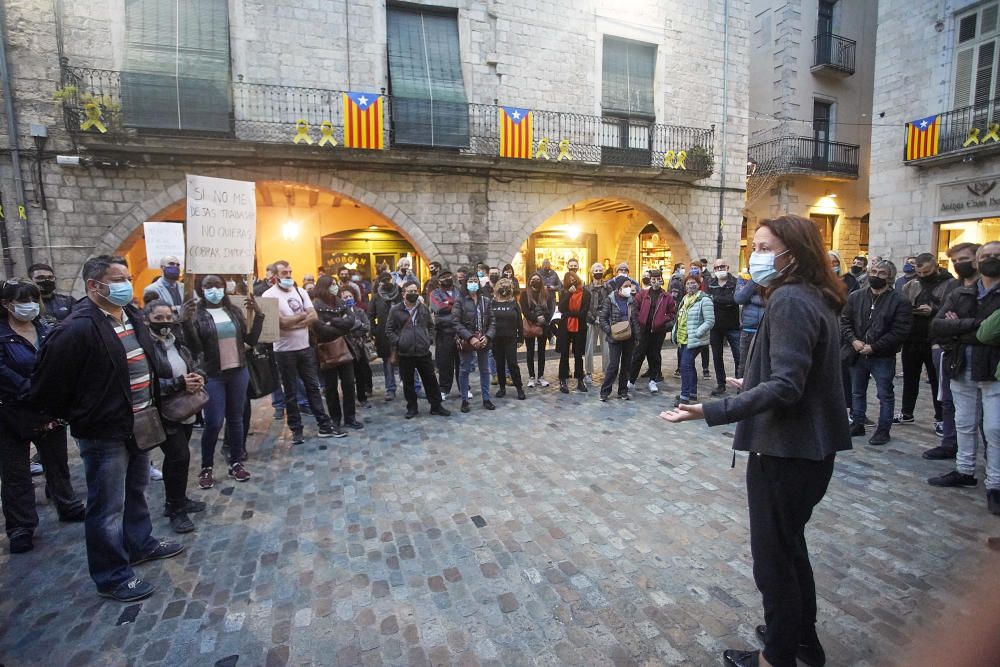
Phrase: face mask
[
  {"left": 163, "top": 266, "right": 181, "bottom": 281},
  {"left": 714, "top": 271, "right": 729, "bottom": 281},
  {"left": 620, "top": 286, "right": 632, "bottom": 297},
  {"left": 398, "top": 267, "right": 409, "bottom": 275},
  {"left": 151, "top": 322, "right": 174, "bottom": 337},
  {"left": 917, "top": 273, "right": 936, "bottom": 284},
  {"left": 226, "top": 280, "right": 237, "bottom": 294},
  {"left": 429, "top": 267, "right": 440, "bottom": 276},
  {"left": 685, "top": 284, "right": 699, "bottom": 295},
  {"left": 903, "top": 264, "right": 915, "bottom": 274},
  {"left": 979, "top": 257, "right": 1000, "bottom": 278},
  {"left": 832, "top": 265, "right": 841, "bottom": 275},
  {"left": 36, "top": 279, "right": 56, "bottom": 295},
  {"left": 568, "top": 267, "right": 579, "bottom": 274},
  {"left": 850, "top": 265, "right": 864, "bottom": 275},
  {"left": 441, "top": 279, "right": 453, "bottom": 289},
  {"left": 868, "top": 276, "right": 888, "bottom": 290},
  {"left": 489, "top": 273, "right": 499, "bottom": 283},
  {"left": 689, "top": 268, "right": 701, "bottom": 277},
  {"left": 748, "top": 250, "right": 789, "bottom": 287},
  {"left": 467, "top": 282, "right": 480, "bottom": 293},
  {"left": 204, "top": 287, "right": 226, "bottom": 304},
  {"left": 503, "top": 271, "right": 512, "bottom": 278},
  {"left": 593, "top": 273, "right": 603, "bottom": 281},
  {"left": 650, "top": 279, "right": 663, "bottom": 289},
  {"left": 618, "top": 272, "right": 628, "bottom": 279},
  {"left": 279, "top": 278, "right": 295, "bottom": 289},
  {"left": 343, "top": 297, "right": 356, "bottom": 307},
  {"left": 498, "top": 288, "right": 512, "bottom": 298},
  {"left": 477, "top": 270, "right": 485, "bottom": 278},
  {"left": 11, "top": 302, "right": 40, "bottom": 322},
  {"left": 351, "top": 275, "right": 361, "bottom": 283},
  {"left": 404, "top": 292, "right": 419, "bottom": 304},
  {"left": 98, "top": 280, "right": 134, "bottom": 307},
  {"left": 953, "top": 261, "right": 976, "bottom": 279}
]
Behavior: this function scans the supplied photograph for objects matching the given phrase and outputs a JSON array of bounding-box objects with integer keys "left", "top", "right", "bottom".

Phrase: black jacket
[
  {"left": 150, "top": 332, "right": 202, "bottom": 432},
  {"left": 40, "top": 292, "right": 76, "bottom": 324},
  {"left": 386, "top": 302, "right": 434, "bottom": 357},
  {"left": 930, "top": 282, "right": 1000, "bottom": 381},
  {"left": 519, "top": 289, "right": 555, "bottom": 330},
  {"left": 371, "top": 286, "right": 402, "bottom": 357},
  {"left": 704, "top": 283, "right": 852, "bottom": 461},
  {"left": 182, "top": 301, "right": 263, "bottom": 376},
  {"left": 901, "top": 269, "right": 958, "bottom": 343},
  {"left": 454, "top": 293, "right": 496, "bottom": 342},
  {"left": 840, "top": 287, "right": 912, "bottom": 361},
  {"left": 708, "top": 276, "right": 740, "bottom": 331},
  {"left": 29, "top": 298, "right": 160, "bottom": 441}
]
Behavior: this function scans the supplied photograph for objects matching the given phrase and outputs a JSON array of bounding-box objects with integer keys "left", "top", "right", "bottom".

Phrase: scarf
[
  {"left": 567, "top": 290, "right": 583, "bottom": 333},
  {"left": 675, "top": 292, "right": 699, "bottom": 345}
]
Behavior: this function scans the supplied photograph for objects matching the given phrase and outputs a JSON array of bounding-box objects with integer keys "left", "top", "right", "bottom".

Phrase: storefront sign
[
  {"left": 185, "top": 175, "right": 256, "bottom": 275},
  {"left": 939, "top": 177, "right": 1000, "bottom": 216},
  {"left": 143, "top": 221, "right": 185, "bottom": 268}
]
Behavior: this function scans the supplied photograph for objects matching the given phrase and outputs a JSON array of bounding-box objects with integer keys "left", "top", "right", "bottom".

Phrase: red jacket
[{"left": 636, "top": 288, "right": 677, "bottom": 334}]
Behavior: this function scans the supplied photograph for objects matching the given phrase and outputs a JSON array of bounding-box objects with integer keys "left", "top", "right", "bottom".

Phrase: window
[
  {"left": 953, "top": 2, "right": 998, "bottom": 112},
  {"left": 386, "top": 6, "right": 469, "bottom": 148},
  {"left": 809, "top": 214, "right": 836, "bottom": 250},
  {"left": 601, "top": 36, "right": 656, "bottom": 163},
  {"left": 812, "top": 100, "right": 833, "bottom": 167},
  {"left": 122, "top": 0, "right": 232, "bottom": 133}
]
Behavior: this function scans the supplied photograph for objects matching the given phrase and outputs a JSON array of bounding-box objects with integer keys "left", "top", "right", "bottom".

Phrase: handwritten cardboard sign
[
  {"left": 143, "top": 221, "right": 185, "bottom": 268},
  {"left": 185, "top": 175, "right": 256, "bottom": 275}
]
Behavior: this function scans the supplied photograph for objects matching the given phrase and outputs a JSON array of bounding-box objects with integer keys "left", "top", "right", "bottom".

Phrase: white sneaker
[
  {"left": 648, "top": 380, "right": 658, "bottom": 393},
  {"left": 466, "top": 390, "right": 473, "bottom": 400},
  {"left": 441, "top": 392, "right": 448, "bottom": 401},
  {"left": 537, "top": 377, "right": 550, "bottom": 388},
  {"left": 627, "top": 381, "right": 635, "bottom": 391},
  {"left": 527, "top": 377, "right": 536, "bottom": 388},
  {"left": 149, "top": 464, "right": 163, "bottom": 482}
]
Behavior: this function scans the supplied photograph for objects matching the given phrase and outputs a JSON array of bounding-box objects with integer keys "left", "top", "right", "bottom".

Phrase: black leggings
[
  {"left": 559, "top": 331, "right": 586, "bottom": 380},
  {"left": 322, "top": 363, "right": 357, "bottom": 425},
  {"left": 493, "top": 335, "right": 523, "bottom": 388},
  {"left": 159, "top": 423, "right": 193, "bottom": 505},
  {"left": 525, "top": 336, "right": 547, "bottom": 378}
]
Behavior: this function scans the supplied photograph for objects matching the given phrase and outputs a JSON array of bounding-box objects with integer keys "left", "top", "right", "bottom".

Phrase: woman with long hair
[
  {"left": 661, "top": 215, "right": 851, "bottom": 667},
  {"left": 557, "top": 271, "right": 590, "bottom": 393},
  {"left": 311, "top": 275, "right": 363, "bottom": 431},
  {"left": 519, "top": 275, "right": 554, "bottom": 388}
]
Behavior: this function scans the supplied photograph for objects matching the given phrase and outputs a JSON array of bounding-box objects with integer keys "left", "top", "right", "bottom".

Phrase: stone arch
[
  {"left": 495, "top": 186, "right": 699, "bottom": 269},
  {"left": 74, "top": 167, "right": 439, "bottom": 294}
]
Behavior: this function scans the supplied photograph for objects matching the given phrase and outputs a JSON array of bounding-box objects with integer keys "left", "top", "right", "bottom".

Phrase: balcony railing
[
  {"left": 812, "top": 33, "right": 856, "bottom": 76},
  {"left": 58, "top": 64, "right": 714, "bottom": 174},
  {"left": 748, "top": 136, "right": 860, "bottom": 178},
  {"left": 903, "top": 96, "right": 1000, "bottom": 164}
]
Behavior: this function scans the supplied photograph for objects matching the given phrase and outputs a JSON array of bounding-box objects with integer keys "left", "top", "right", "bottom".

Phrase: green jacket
[{"left": 976, "top": 308, "right": 1000, "bottom": 380}]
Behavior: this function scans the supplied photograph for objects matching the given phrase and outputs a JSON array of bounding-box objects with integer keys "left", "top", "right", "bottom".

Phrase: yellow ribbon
[
  {"left": 556, "top": 139, "right": 572, "bottom": 161},
  {"left": 963, "top": 128, "right": 980, "bottom": 147},
  {"left": 664, "top": 150, "right": 676, "bottom": 168},
  {"left": 17, "top": 205, "right": 27, "bottom": 220},
  {"left": 293, "top": 119, "right": 313, "bottom": 145},
  {"left": 318, "top": 121, "right": 337, "bottom": 147},
  {"left": 534, "top": 137, "right": 551, "bottom": 160},
  {"left": 984, "top": 123, "right": 1000, "bottom": 144},
  {"left": 674, "top": 150, "right": 687, "bottom": 170},
  {"left": 0, "top": 204, "right": 5, "bottom": 219},
  {"left": 79, "top": 102, "right": 108, "bottom": 133}
]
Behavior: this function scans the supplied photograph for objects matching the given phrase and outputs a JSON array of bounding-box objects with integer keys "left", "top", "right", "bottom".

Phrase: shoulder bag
[
  {"left": 317, "top": 336, "right": 354, "bottom": 369},
  {"left": 132, "top": 405, "right": 167, "bottom": 451},
  {"left": 247, "top": 344, "right": 279, "bottom": 399},
  {"left": 610, "top": 320, "right": 632, "bottom": 342},
  {"left": 160, "top": 387, "right": 210, "bottom": 423}
]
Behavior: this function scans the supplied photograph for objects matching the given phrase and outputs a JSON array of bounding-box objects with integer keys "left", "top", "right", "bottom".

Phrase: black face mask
[
  {"left": 980, "top": 257, "right": 1000, "bottom": 278},
  {"left": 429, "top": 267, "right": 440, "bottom": 276},
  {"left": 36, "top": 279, "right": 56, "bottom": 295},
  {"left": 151, "top": 322, "right": 174, "bottom": 337},
  {"left": 404, "top": 293, "right": 419, "bottom": 304},
  {"left": 917, "top": 273, "right": 937, "bottom": 285},
  {"left": 498, "top": 288, "right": 512, "bottom": 298},
  {"left": 851, "top": 266, "right": 864, "bottom": 275},
  {"left": 489, "top": 274, "right": 499, "bottom": 283},
  {"left": 441, "top": 279, "right": 453, "bottom": 289},
  {"left": 868, "top": 276, "right": 887, "bottom": 290},
  {"left": 953, "top": 261, "right": 976, "bottom": 279}
]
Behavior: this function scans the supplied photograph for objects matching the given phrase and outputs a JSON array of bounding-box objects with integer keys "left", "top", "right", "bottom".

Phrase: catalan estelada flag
[
  {"left": 342, "top": 92, "right": 384, "bottom": 149},
  {"left": 499, "top": 106, "right": 533, "bottom": 158},
  {"left": 906, "top": 114, "right": 939, "bottom": 160}
]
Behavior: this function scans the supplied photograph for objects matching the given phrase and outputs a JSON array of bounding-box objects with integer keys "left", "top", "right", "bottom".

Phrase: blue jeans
[
  {"left": 76, "top": 437, "right": 158, "bottom": 592},
  {"left": 459, "top": 348, "right": 491, "bottom": 402},
  {"left": 933, "top": 347, "right": 957, "bottom": 449},
  {"left": 851, "top": 355, "right": 895, "bottom": 432},
  {"left": 679, "top": 344, "right": 700, "bottom": 398},
  {"left": 202, "top": 367, "right": 250, "bottom": 468}
]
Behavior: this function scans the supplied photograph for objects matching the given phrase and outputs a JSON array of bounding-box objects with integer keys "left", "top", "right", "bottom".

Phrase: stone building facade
[
  {"left": 869, "top": 0, "right": 1000, "bottom": 260},
  {"left": 0, "top": 0, "right": 750, "bottom": 294}
]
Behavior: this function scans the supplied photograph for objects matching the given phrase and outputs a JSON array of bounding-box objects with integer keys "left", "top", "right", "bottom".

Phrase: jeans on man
[
  {"left": 202, "top": 367, "right": 250, "bottom": 468},
  {"left": 933, "top": 347, "right": 957, "bottom": 450},
  {"left": 76, "top": 437, "right": 159, "bottom": 592},
  {"left": 851, "top": 355, "right": 896, "bottom": 432},
  {"left": 276, "top": 348, "right": 333, "bottom": 434},
  {"left": 901, "top": 340, "right": 941, "bottom": 420},
  {"left": 710, "top": 327, "right": 741, "bottom": 387},
  {"left": 952, "top": 372, "right": 1000, "bottom": 489},
  {"left": 459, "top": 348, "right": 492, "bottom": 402}
]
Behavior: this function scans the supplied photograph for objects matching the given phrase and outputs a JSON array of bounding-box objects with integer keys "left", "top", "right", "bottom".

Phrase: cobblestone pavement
[{"left": 1, "top": 360, "right": 998, "bottom": 667}]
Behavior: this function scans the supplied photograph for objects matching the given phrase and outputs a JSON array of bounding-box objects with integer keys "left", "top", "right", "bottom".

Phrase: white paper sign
[
  {"left": 143, "top": 221, "right": 185, "bottom": 268},
  {"left": 185, "top": 175, "right": 256, "bottom": 275}
]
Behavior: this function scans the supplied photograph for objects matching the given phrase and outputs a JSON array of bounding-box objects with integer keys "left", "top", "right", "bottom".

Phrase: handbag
[
  {"left": 317, "top": 336, "right": 354, "bottom": 369},
  {"left": 160, "top": 387, "right": 210, "bottom": 423},
  {"left": 247, "top": 344, "right": 278, "bottom": 399},
  {"left": 364, "top": 339, "right": 379, "bottom": 362},
  {"left": 522, "top": 318, "right": 543, "bottom": 339},
  {"left": 610, "top": 320, "right": 632, "bottom": 342},
  {"left": 132, "top": 405, "right": 167, "bottom": 451}
]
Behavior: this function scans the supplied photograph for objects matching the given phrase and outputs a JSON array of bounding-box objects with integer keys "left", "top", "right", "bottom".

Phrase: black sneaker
[
  {"left": 928, "top": 470, "right": 978, "bottom": 488},
  {"left": 516, "top": 388, "right": 526, "bottom": 400},
  {"left": 599, "top": 394, "right": 609, "bottom": 402},
  {"left": 405, "top": 409, "right": 418, "bottom": 419},
  {"left": 98, "top": 577, "right": 155, "bottom": 602},
  {"left": 483, "top": 401, "right": 496, "bottom": 410},
  {"left": 923, "top": 445, "right": 957, "bottom": 460},
  {"left": 132, "top": 540, "right": 184, "bottom": 566},
  {"left": 344, "top": 420, "right": 364, "bottom": 430},
  {"left": 460, "top": 401, "right": 470, "bottom": 414},
  {"left": 429, "top": 406, "right": 451, "bottom": 417},
  {"left": 291, "top": 431, "right": 305, "bottom": 445},
  {"left": 672, "top": 369, "right": 681, "bottom": 378},
  {"left": 754, "top": 625, "right": 825, "bottom": 667},
  {"left": 710, "top": 386, "right": 727, "bottom": 397},
  {"left": 619, "top": 393, "right": 631, "bottom": 401},
  {"left": 181, "top": 497, "right": 207, "bottom": 514},
  {"left": 988, "top": 489, "right": 1000, "bottom": 516},
  {"left": 702, "top": 369, "right": 711, "bottom": 379},
  {"left": 559, "top": 380, "right": 569, "bottom": 394},
  {"left": 9, "top": 530, "right": 33, "bottom": 554},
  {"left": 849, "top": 421, "right": 866, "bottom": 437},
  {"left": 168, "top": 511, "right": 195, "bottom": 534},
  {"left": 868, "top": 430, "right": 890, "bottom": 446},
  {"left": 891, "top": 413, "right": 915, "bottom": 425},
  {"left": 318, "top": 426, "right": 347, "bottom": 439},
  {"left": 576, "top": 379, "right": 588, "bottom": 393},
  {"left": 495, "top": 387, "right": 506, "bottom": 398}
]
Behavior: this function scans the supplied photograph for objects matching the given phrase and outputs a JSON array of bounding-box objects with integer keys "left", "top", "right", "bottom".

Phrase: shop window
[
  {"left": 936, "top": 218, "right": 1000, "bottom": 264},
  {"left": 638, "top": 223, "right": 673, "bottom": 273},
  {"left": 524, "top": 232, "right": 597, "bottom": 279}
]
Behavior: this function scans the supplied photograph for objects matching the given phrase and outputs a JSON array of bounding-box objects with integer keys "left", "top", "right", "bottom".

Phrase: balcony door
[
  {"left": 601, "top": 36, "right": 657, "bottom": 166},
  {"left": 816, "top": 1, "right": 836, "bottom": 63},
  {"left": 813, "top": 101, "right": 832, "bottom": 169},
  {"left": 952, "top": 3, "right": 998, "bottom": 148}
]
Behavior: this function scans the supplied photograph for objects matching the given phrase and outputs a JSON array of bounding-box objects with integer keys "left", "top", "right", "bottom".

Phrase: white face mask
[
  {"left": 620, "top": 287, "right": 632, "bottom": 297},
  {"left": 10, "top": 302, "right": 40, "bottom": 322},
  {"left": 714, "top": 270, "right": 729, "bottom": 281}
]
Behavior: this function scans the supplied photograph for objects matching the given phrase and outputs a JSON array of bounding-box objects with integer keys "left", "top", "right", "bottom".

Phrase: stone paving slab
[{"left": 1, "top": 364, "right": 998, "bottom": 666}]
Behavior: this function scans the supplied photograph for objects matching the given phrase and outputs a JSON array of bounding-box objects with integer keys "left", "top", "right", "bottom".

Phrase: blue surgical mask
[
  {"left": 477, "top": 270, "right": 485, "bottom": 278},
  {"left": 467, "top": 282, "right": 479, "bottom": 293},
  {"left": 748, "top": 250, "right": 790, "bottom": 287},
  {"left": 343, "top": 297, "right": 355, "bottom": 307},
  {"left": 689, "top": 268, "right": 701, "bottom": 277},
  {"left": 279, "top": 278, "right": 295, "bottom": 289},
  {"left": 832, "top": 265, "right": 841, "bottom": 275},
  {"left": 204, "top": 287, "right": 225, "bottom": 304},
  {"left": 99, "top": 280, "right": 134, "bottom": 307}
]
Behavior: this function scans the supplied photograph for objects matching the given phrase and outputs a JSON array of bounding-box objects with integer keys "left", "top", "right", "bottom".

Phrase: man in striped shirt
[{"left": 31, "top": 256, "right": 182, "bottom": 602}]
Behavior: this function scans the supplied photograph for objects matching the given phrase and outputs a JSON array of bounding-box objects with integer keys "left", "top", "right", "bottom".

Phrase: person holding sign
[{"left": 143, "top": 256, "right": 185, "bottom": 312}]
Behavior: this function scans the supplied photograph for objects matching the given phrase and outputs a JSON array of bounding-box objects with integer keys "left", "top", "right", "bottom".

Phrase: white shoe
[
  {"left": 537, "top": 377, "right": 550, "bottom": 388},
  {"left": 627, "top": 381, "right": 635, "bottom": 391},
  {"left": 466, "top": 390, "right": 473, "bottom": 400},
  {"left": 149, "top": 464, "right": 163, "bottom": 482},
  {"left": 648, "top": 380, "right": 658, "bottom": 393},
  {"left": 527, "top": 377, "right": 536, "bottom": 388},
  {"left": 30, "top": 461, "right": 43, "bottom": 476},
  {"left": 441, "top": 392, "right": 448, "bottom": 401}
]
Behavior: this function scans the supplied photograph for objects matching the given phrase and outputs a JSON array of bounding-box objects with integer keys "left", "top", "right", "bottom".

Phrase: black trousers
[
  {"left": 629, "top": 329, "right": 668, "bottom": 382},
  {"left": 275, "top": 347, "right": 332, "bottom": 433},
  {"left": 158, "top": 423, "right": 193, "bottom": 506},
  {"left": 525, "top": 336, "right": 547, "bottom": 378},
  {"left": 493, "top": 335, "right": 523, "bottom": 388},
  {"left": 711, "top": 327, "right": 741, "bottom": 387},
  {"left": 322, "top": 363, "right": 357, "bottom": 425},
  {"left": 601, "top": 339, "right": 635, "bottom": 397},
  {"left": 397, "top": 353, "right": 443, "bottom": 412},
  {"left": 354, "top": 357, "right": 373, "bottom": 403},
  {"left": 747, "top": 453, "right": 835, "bottom": 667},
  {"left": 558, "top": 331, "right": 586, "bottom": 381},
  {"left": 435, "top": 329, "right": 458, "bottom": 394},
  {"left": 901, "top": 340, "right": 941, "bottom": 420},
  {"left": 0, "top": 422, "right": 83, "bottom": 537}
]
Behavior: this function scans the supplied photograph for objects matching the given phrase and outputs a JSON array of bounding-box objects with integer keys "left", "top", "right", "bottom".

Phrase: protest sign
[
  {"left": 143, "top": 222, "right": 185, "bottom": 268},
  {"left": 186, "top": 175, "right": 256, "bottom": 275}
]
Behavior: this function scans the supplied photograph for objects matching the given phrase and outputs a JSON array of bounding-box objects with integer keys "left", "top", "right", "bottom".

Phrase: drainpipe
[
  {"left": 0, "top": 1, "right": 33, "bottom": 269},
  {"left": 715, "top": 0, "right": 730, "bottom": 260}
]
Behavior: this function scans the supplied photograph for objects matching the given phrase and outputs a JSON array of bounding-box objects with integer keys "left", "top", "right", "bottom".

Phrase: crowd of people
[{"left": 0, "top": 226, "right": 998, "bottom": 640}]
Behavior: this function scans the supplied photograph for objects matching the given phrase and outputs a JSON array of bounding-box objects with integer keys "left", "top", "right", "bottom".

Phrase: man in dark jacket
[
  {"left": 584, "top": 262, "right": 609, "bottom": 382},
  {"left": 896, "top": 253, "right": 957, "bottom": 426},
  {"left": 385, "top": 283, "right": 449, "bottom": 419},
  {"left": 927, "top": 241, "right": 1000, "bottom": 515},
  {"left": 29, "top": 263, "right": 75, "bottom": 324},
  {"left": 627, "top": 269, "right": 676, "bottom": 393},
  {"left": 371, "top": 272, "right": 405, "bottom": 400},
  {"left": 841, "top": 260, "right": 912, "bottom": 446},
  {"left": 534, "top": 259, "right": 562, "bottom": 294},
  {"left": 30, "top": 255, "right": 182, "bottom": 602},
  {"left": 707, "top": 259, "right": 742, "bottom": 396},
  {"left": 429, "top": 268, "right": 460, "bottom": 398}
]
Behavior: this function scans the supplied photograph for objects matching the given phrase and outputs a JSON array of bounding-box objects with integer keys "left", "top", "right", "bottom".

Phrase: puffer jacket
[
  {"left": 454, "top": 293, "right": 496, "bottom": 342},
  {"left": 598, "top": 293, "right": 640, "bottom": 343},
  {"left": 734, "top": 278, "right": 765, "bottom": 331},
  {"left": 386, "top": 302, "right": 434, "bottom": 357},
  {"left": 672, "top": 291, "right": 715, "bottom": 349}
]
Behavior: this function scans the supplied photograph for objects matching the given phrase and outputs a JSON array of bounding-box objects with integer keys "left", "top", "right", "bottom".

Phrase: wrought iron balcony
[
  {"left": 903, "top": 96, "right": 1000, "bottom": 165},
  {"left": 747, "top": 136, "right": 860, "bottom": 180},
  {"left": 57, "top": 64, "right": 714, "bottom": 175},
  {"left": 812, "top": 33, "right": 856, "bottom": 76}
]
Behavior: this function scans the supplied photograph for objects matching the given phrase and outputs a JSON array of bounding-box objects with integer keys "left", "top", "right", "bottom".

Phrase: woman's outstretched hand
[
  {"left": 726, "top": 377, "right": 744, "bottom": 390},
  {"left": 659, "top": 403, "right": 705, "bottom": 423}
]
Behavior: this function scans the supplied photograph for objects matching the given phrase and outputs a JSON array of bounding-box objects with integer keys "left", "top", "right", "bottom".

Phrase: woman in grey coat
[{"left": 661, "top": 215, "right": 852, "bottom": 667}]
